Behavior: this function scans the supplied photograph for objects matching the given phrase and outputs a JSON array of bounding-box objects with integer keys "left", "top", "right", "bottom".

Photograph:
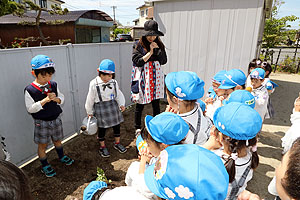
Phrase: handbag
[{"left": 80, "top": 116, "right": 98, "bottom": 135}]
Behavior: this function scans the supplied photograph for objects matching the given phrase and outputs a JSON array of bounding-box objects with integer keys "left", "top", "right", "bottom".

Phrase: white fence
[{"left": 0, "top": 43, "right": 133, "bottom": 165}]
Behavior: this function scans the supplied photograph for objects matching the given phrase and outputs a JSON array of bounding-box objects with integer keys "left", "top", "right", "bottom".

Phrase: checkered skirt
[
  {"left": 94, "top": 100, "right": 124, "bottom": 128},
  {"left": 34, "top": 117, "right": 63, "bottom": 144}
]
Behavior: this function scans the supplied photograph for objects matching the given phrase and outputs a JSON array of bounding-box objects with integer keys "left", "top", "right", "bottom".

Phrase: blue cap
[
  {"left": 250, "top": 68, "right": 265, "bottom": 79},
  {"left": 31, "top": 55, "right": 55, "bottom": 70},
  {"left": 136, "top": 134, "right": 147, "bottom": 153},
  {"left": 265, "top": 80, "right": 279, "bottom": 90},
  {"left": 165, "top": 71, "right": 205, "bottom": 100},
  {"left": 98, "top": 59, "right": 115, "bottom": 73},
  {"left": 83, "top": 181, "right": 107, "bottom": 200},
  {"left": 218, "top": 69, "right": 246, "bottom": 89},
  {"left": 145, "top": 112, "right": 189, "bottom": 145},
  {"left": 144, "top": 144, "right": 229, "bottom": 200},
  {"left": 208, "top": 86, "right": 217, "bottom": 99},
  {"left": 224, "top": 90, "right": 255, "bottom": 108},
  {"left": 197, "top": 99, "right": 206, "bottom": 112},
  {"left": 213, "top": 102, "right": 262, "bottom": 140},
  {"left": 212, "top": 70, "right": 226, "bottom": 84}
]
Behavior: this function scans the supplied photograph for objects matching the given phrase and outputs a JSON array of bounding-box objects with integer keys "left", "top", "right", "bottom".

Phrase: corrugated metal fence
[{"left": 0, "top": 43, "right": 133, "bottom": 165}]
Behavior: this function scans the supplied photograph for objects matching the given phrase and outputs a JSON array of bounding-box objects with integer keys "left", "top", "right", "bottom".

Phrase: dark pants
[
  {"left": 98, "top": 124, "right": 120, "bottom": 141},
  {"left": 135, "top": 99, "right": 160, "bottom": 129}
]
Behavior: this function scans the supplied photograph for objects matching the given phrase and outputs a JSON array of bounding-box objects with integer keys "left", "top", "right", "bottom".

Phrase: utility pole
[{"left": 111, "top": 6, "right": 117, "bottom": 25}]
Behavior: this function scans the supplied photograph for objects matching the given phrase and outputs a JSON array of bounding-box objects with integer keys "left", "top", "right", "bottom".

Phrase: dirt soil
[
  {"left": 22, "top": 102, "right": 167, "bottom": 200},
  {"left": 22, "top": 72, "right": 300, "bottom": 200}
]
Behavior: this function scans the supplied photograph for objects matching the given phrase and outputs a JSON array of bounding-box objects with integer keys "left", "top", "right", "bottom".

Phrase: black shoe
[
  {"left": 99, "top": 147, "right": 110, "bottom": 158},
  {"left": 114, "top": 143, "right": 127, "bottom": 153}
]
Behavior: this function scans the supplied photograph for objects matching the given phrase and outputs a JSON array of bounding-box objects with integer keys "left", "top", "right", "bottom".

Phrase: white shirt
[
  {"left": 85, "top": 76, "right": 125, "bottom": 115},
  {"left": 213, "top": 148, "right": 253, "bottom": 199},
  {"left": 180, "top": 104, "right": 212, "bottom": 145},
  {"left": 251, "top": 85, "right": 269, "bottom": 120},
  {"left": 100, "top": 186, "right": 156, "bottom": 200},
  {"left": 282, "top": 109, "right": 300, "bottom": 154},
  {"left": 24, "top": 81, "right": 64, "bottom": 113},
  {"left": 206, "top": 97, "right": 222, "bottom": 120}
]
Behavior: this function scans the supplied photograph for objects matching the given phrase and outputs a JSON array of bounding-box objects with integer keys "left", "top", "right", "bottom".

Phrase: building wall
[
  {"left": 153, "top": 0, "right": 265, "bottom": 91},
  {"left": 0, "top": 42, "right": 133, "bottom": 166},
  {"left": 0, "top": 23, "right": 75, "bottom": 47}
]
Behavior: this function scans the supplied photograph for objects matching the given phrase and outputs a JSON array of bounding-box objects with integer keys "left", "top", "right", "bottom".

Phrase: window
[
  {"left": 40, "top": 0, "right": 47, "bottom": 8},
  {"left": 141, "top": 10, "right": 144, "bottom": 17},
  {"left": 145, "top": 8, "right": 148, "bottom": 16}
]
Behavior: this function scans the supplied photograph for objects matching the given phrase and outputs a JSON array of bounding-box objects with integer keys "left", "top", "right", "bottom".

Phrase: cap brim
[
  {"left": 218, "top": 85, "right": 235, "bottom": 89},
  {"left": 145, "top": 115, "right": 154, "bottom": 134},
  {"left": 144, "top": 164, "right": 164, "bottom": 198},
  {"left": 144, "top": 30, "right": 164, "bottom": 36}
]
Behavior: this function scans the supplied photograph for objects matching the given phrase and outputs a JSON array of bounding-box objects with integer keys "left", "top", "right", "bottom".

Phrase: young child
[
  {"left": 144, "top": 144, "right": 229, "bottom": 200},
  {"left": 204, "top": 102, "right": 262, "bottom": 199},
  {"left": 24, "top": 55, "right": 74, "bottom": 177},
  {"left": 125, "top": 112, "right": 189, "bottom": 199},
  {"left": 85, "top": 59, "right": 126, "bottom": 158},
  {"left": 223, "top": 90, "right": 255, "bottom": 109},
  {"left": 165, "top": 71, "right": 212, "bottom": 145},
  {"left": 249, "top": 68, "right": 269, "bottom": 121},
  {"left": 246, "top": 58, "right": 261, "bottom": 88},
  {"left": 218, "top": 69, "right": 247, "bottom": 100}
]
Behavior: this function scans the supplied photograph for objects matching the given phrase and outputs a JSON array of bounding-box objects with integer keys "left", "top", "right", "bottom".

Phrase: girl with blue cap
[
  {"left": 125, "top": 112, "right": 189, "bottom": 199},
  {"left": 204, "top": 102, "right": 262, "bottom": 199},
  {"left": 165, "top": 71, "right": 212, "bottom": 145},
  {"left": 85, "top": 59, "right": 127, "bottom": 158}
]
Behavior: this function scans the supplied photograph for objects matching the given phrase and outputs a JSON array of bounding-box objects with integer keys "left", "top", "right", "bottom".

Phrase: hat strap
[{"left": 225, "top": 74, "right": 239, "bottom": 86}]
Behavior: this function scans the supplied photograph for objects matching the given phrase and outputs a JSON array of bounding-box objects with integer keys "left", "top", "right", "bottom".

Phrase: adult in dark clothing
[{"left": 131, "top": 20, "right": 167, "bottom": 136}]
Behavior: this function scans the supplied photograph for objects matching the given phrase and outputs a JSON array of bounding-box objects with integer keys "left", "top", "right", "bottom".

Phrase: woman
[{"left": 131, "top": 20, "right": 167, "bottom": 135}]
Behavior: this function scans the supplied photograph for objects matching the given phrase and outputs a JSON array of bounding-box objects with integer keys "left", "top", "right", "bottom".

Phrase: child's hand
[
  {"left": 140, "top": 147, "right": 153, "bottom": 164},
  {"left": 203, "top": 126, "right": 222, "bottom": 150},
  {"left": 238, "top": 190, "right": 261, "bottom": 200},
  {"left": 120, "top": 105, "right": 125, "bottom": 112},
  {"left": 219, "top": 96, "right": 225, "bottom": 101},
  {"left": 165, "top": 105, "right": 177, "bottom": 113},
  {"left": 205, "top": 97, "right": 214, "bottom": 105},
  {"left": 48, "top": 92, "right": 56, "bottom": 100}
]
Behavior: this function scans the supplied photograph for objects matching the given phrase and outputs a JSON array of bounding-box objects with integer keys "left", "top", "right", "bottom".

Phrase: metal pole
[{"left": 274, "top": 48, "right": 282, "bottom": 73}]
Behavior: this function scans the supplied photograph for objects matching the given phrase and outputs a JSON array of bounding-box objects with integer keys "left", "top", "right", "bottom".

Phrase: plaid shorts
[{"left": 34, "top": 117, "right": 64, "bottom": 144}]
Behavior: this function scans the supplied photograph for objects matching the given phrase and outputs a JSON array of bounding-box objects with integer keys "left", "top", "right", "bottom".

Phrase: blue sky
[
  {"left": 62, "top": 0, "right": 300, "bottom": 29},
  {"left": 277, "top": 0, "right": 300, "bottom": 29},
  {"left": 62, "top": 0, "right": 144, "bottom": 26}
]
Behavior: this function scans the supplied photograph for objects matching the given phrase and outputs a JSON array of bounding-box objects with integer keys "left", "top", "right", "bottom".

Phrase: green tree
[
  {"left": 0, "top": 0, "right": 24, "bottom": 17},
  {"left": 13, "top": 0, "right": 68, "bottom": 46},
  {"left": 263, "top": 0, "right": 299, "bottom": 48}
]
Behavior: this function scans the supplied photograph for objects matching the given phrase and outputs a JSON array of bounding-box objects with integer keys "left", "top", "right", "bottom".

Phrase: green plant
[
  {"left": 277, "top": 55, "right": 299, "bottom": 73},
  {"left": 11, "top": 37, "right": 25, "bottom": 48},
  {"left": 95, "top": 167, "right": 111, "bottom": 184}
]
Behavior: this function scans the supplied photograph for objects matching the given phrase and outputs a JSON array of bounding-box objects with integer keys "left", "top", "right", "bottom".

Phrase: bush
[{"left": 277, "top": 55, "right": 300, "bottom": 73}]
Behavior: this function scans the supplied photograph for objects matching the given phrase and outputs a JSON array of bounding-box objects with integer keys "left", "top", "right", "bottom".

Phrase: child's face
[
  {"left": 212, "top": 82, "right": 224, "bottom": 97},
  {"left": 146, "top": 139, "right": 164, "bottom": 157},
  {"left": 100, "top": 73, "right": 113, "bottom": 83},
  {"left": 275, "top": 151, "right": 290, "bottom": 200},
  {"left": 146, "top": 36, "right": 157, "bottom": 43},
  {"left": 35, "top": 73, "right": 52, "bottom": 85},
  {"left": 251, "top": 78, "right": 264, "bottom": 89}
]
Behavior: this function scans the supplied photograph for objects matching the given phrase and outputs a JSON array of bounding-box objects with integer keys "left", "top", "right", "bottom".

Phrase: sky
[
  {"left": 62, "top": 0, "right": 144, "bottom": 26},
  {"left": 277, "top": 0, "right": 300, "bottom": 29},
  {"left": 61, "top": 0, "right": 300, "bottom": 29}
]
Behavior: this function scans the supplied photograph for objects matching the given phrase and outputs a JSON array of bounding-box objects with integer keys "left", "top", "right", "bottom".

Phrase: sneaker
[
  {"left": 41, "top": 165, "right": 56, "bottom": 177},
  {"left": 60, "top": 155, "right": 74, "bottom": 166},
  {"left": 114, "top": 143, "right": 127, "bottom": 153},
  {"left": 135, "top": 129, "right": 141, "bottom": 138},
  {"left": 99, "top": 147, "right": 110, "bottom": 158}
]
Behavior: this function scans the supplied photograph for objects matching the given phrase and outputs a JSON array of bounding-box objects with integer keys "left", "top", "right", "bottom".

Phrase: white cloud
[
  {"left": 175, "top": 185, "right": 194, "bottom": 199},
  {"left": 164, "top": 187, "right": 176, "bottom": 199}
]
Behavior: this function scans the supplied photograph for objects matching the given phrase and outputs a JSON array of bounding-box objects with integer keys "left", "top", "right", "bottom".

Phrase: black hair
[
  {"left": 99, "top": 71, "right": 115, "bottom": 79},
  {"left": 260, "top": 61, "right": 272, "bottom": 78},
  {"left": 214, "top": 128, "right": 259, "bottom": 183},
  {"left": 0, "top": 160, "right": 33, "bottom": 200},
  {"left": 137, "top": 36, "right": 165, "bottom": 53},
  {"left": 33, "top": 67, "right": 55, "bottom": 76},
  {"left": 281, "top": 138, "right": 300, "bottom": 199},
  {"left": 248, "top": 59, "right": 261, "bottom": 75},
  {"left": 166, "top": 87, "right": 197, "bottom": 106}
]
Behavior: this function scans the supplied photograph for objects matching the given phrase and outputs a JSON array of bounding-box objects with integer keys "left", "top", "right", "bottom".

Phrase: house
[
  {"left": 133, "top": 1, "right": 153, "bottom": 26},
  {"left": 151, "top": 0, "right": 273, "bottom": 89},
  {"left": 12, "top": 0, "right": 65, "bottom": 9},
  {"left": 0, "top": 10, "right": 113, "bottom": 47}
]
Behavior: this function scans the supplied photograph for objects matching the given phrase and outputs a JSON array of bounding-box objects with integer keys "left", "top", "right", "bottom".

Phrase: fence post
[
  {"left": 274, "top": 48, "right": 282, "bottom": 73},
  {"left": 296, "top": 58, "right": 300, "bottom": 74}
]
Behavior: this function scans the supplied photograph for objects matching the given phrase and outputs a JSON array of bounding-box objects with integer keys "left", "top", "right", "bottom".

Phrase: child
[
  {"left": 165, "top": 71, "right": 212, "bottom": 145},
  {"left": 249, "top": 68, "right": 269, "bottom": 121},
  {"left": 204, "top": 102, "right": 262, "bottom": 199},
  {"left": 223, "top": 90, "right": 255, "bottom": 109},
  {"left": 246, "top": 59, "right": 261, "bottom": 88},
  {"left": 85, "top": 59, "right": 126, "bottom": 158},
  {"left": 125, "top": 112, "right": 189, "bottom": 199},
  {"left": 144, "top": 144, "right": 229, "bottom": 200},
  {"left": 218, "top": 69, "right": 247, "bottom": 100},
  {"left": 25, "top": 55, "right": 74, "bottom": 177}
]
